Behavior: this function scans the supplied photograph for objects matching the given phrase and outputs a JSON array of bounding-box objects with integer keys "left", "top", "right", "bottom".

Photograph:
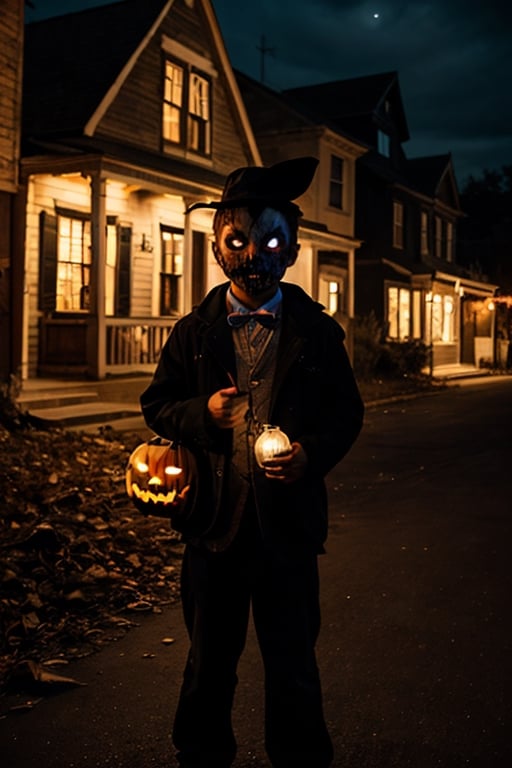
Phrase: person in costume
[{"left": 140, "top": 156, "right": 364, "bottom": 768}]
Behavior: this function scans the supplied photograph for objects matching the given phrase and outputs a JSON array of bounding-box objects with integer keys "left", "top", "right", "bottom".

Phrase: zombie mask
[{"left": 213, "top": 206, "right": 297, "bottom": 296}]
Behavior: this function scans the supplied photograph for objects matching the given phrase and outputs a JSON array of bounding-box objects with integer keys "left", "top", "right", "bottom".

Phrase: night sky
[{"left": 25, "top": 0, "right": 512, "bottom": 188}]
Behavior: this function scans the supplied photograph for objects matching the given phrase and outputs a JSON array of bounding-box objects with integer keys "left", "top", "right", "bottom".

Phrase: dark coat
[{"left": 140, "top": 282, "right": 364, "bottom": 555}]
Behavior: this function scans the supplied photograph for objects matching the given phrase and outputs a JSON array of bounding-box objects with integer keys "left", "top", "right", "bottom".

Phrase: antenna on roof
[{"left": 257, "top": 34, "right": 275, "bottom": 84}]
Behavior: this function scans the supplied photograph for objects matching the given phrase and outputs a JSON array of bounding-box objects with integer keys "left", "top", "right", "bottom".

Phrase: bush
[{"left": 353, "top": 313, "right": 429, "bottom": 379}]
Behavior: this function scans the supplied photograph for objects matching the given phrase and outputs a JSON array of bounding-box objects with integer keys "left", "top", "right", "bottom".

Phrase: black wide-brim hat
[{"left": 186, "top": 156, "right": 318, "bottom": 214}]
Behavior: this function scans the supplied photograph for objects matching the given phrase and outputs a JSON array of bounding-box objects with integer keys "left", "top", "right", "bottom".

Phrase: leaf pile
[{"left": 0, "top": 423, "right": 184, "bottom": 697}]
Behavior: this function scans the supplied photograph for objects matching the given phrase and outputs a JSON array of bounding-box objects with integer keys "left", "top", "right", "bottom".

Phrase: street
[{"left": 1, "top": 377, "right": 511, "bottom": 767}]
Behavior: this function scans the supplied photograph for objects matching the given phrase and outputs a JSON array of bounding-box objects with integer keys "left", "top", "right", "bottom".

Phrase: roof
[
  {"left": 284, "top": 71, "right": 409, "bottom": 142},
  {"left": 407, "top": 154, "right": 452, "bottom": 196},
  {"left": 23, "top": 0, "right": 171, "bottom": 136}
]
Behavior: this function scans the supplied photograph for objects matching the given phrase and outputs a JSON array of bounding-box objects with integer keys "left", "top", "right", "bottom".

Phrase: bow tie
[{"left": 227, "top": 311, "right": 279, "bottom": 329}]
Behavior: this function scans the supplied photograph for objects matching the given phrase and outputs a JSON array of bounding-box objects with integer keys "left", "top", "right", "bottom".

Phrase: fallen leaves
[{"left": 0, "top": 423, "right": 184, "bottom": 698}]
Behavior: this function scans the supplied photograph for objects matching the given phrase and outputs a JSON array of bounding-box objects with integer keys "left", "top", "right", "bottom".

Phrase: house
[
  {"left": 284, "top": 72, "right": 497, "bottom": 371},
  {"left": 235, "top": 71, "right": 368, "bottom": 359},
  {"left": 0, "top": 0, "right": 24, "bottom": 384},
  {"left": 18, "top": 0, "right": 263, "bottom": 381}
]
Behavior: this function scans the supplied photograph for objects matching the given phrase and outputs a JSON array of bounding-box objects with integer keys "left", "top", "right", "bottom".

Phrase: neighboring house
[
  {"left": 236, "top": 71, "right": 368, "bottom": 359},
  {"left": 18, "top": 0, "right": 261, "bottom": 381},
  {"left": 285, "top": 72, "right": 497, "bottom": 371},
  {"left": 0, "top": 0, "right": 24, "bottom": 383}
]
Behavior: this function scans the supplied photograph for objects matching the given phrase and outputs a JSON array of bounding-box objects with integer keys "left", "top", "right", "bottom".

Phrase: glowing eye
[
  {"left": 136, "top": 461, "right": 149, "bottom": 473},
  {"left": 165, "top": 466, "right": 183, "bottom": 476},
  {"left": 265, "top": 236, "right": 281, "bottom": 251},
  {"left": 225, "top": 234, "right": 247, "bottom": 250}
]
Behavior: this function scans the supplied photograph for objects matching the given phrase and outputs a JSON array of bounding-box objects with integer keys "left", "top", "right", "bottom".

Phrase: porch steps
[{"left": 17, "top": 377, "right": 151, "bottom": 433}]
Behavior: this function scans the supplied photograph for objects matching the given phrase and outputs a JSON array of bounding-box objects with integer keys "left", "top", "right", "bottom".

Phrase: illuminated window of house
[
  {"left": 56, "top": 214, "right": 91, "bottom": 311},
  {"left": 412, "top": 289, "right": 422, "bottom": 338},
  {"left": 446, "top": 221, "right": 454, "bottom": 262},
  {"left": 319, "top": 275, "right": 344, "bottom": 315},
  {"left": 387, "top": 285, "right": 410, "bottom": 339},
  {"left": 329, "top": 155, "right": 344, "bottom": 209},
  {"left": 393, "top": 201, "right": 404, "bottom": 248},
  {"left": 163, "top": 61, "right": 184, "bottom": 144},
  {"left": 188, "top": 72, "right": 211, "bottom": 154},
  {"left": 427, "top": 293, "right": 455, "bottom": 343},
  {"left": 163, "top": 58, "right": 211, "bottom": 156},
  {"left": 442, "top": 295, "right": 455, "bottom": 341},
  {"left": 420, "top": 211, "right": 429, "bottom": 255},
  {"left": 435, "top": 216, "right": 443, "bottom": 259},
  {"left": 160, "top": 226, "right": 184, "bottom": 315},
  {"left": 378, "top": 130, "right": 390, "bottom": 157}
]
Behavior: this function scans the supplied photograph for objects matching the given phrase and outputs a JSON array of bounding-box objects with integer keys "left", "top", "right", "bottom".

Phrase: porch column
[
  {"left": 347, "top": 247, "right": 355, "bottom": 360},
  {"left": 89, "top": 172, "right": 107, "bottom": 379},
  {"left": 182, "top": 201, "right": 194, "bottom": 315}
]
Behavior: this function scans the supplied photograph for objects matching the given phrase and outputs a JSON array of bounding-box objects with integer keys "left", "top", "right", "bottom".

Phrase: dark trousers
[{"left": 172, "top": 514, "right": 333, "bottom": 768}]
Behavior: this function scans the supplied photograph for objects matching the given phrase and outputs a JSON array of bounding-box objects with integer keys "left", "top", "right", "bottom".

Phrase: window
[
  {"left": 387, "top": 285, "right": 410, "bottom": 340},
  {"left": 435, "top": 216, "right": 443, "bottom": 259},
  {"left": 163, "top": 58, "right": 211, "bottom": 156},
  {"left": 163, "top": 61, "right": 184, "bottom": 144},
  {"left": 56, "top": 214, "right": 91, "bottom": 311},
  {"left": 393, "top": 201, "right": 404, "bottom": 249},
  {"left": 446, "top": 221, "right": 454, "bottom": 262},
  {"left": 412, "top": 290, "right": 422, "bottom": 339},
  {"left": 329, "top": 155, "right": 344, "bottom": 209},
  {"left": 378, "top": 130, "right": 390, "bottom": 157},
  {"left": 39, "top": 210, "right": 131, "bottom": 316},
  {"left": 426, "top": 292, "right": 455, "bottom": 343},
  {"left": 160, "top": 226, "right": 184, "bottom": 315},
  {"left": 319, "top": 276, "right": 344, "bottom": 315},
  {"left": 420, "top": 211, "right": 429, "bottom": 255}
]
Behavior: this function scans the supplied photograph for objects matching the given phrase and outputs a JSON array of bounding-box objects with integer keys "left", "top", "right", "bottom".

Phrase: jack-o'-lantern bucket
[{"left": 125, "top": 436, "right": 197, "bottom": 519}]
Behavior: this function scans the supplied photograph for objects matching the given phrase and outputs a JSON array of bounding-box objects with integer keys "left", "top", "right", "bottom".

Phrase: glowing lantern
[
  {"left": 125, "top": 437, "right": 196, "bottom": 518},
  {"left": 254, "top": 424, "right": 292, "bottom": 468}
]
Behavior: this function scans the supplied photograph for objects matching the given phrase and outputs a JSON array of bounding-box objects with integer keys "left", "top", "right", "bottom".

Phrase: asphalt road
[{"left": 1, "top": 376, "right": 511, "bottom": 768}]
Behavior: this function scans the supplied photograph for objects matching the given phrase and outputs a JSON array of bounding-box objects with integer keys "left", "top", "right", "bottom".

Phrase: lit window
[
  {"left": 163, "top": 62, "right": 184, "bottom": 144},
  {"left": 393, "top": 201, "right": 404, "bottom": 249},
  {"left": 56, "top": 215, "right": 91, "bottom": 311},
  {"left": 427, "top": 292, "right": 455, "bottom": 343},
  {"left": 329, "top": 155, "right": 344, "bottom": 209},
  {"left": 387, "top": 285, "right": 410, "bottom": 339},
  {"left": 160, "top": 226, "right": 184, "bottom": 315},
  {"left": 318, "top": 273, "right": 344, "bottom": 316},
  {"left": 163, "top": 59, "right": 211, "bottom": 156},
  {"left": 188, "top": 72, "right": 211, "bottom": 154}
]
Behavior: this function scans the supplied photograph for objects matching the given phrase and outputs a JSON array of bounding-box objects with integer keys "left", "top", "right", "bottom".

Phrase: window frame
[
  {"left": 328, "top": 154, "right": 344, "bottom": 210},
  {"left": 393, "top": 201, "right": 404, "bottom": 249},
  {"left": 162, "top": 53, "right": 212, "bottom": 158}
]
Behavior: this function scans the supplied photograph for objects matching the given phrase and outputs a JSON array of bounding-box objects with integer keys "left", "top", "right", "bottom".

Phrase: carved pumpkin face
[{"left": 125, "top": 438, "right": 196, "bottom": 518}]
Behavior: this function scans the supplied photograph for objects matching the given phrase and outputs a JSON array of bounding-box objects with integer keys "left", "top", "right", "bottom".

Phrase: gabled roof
[
  {"left": 284, "top": 71, "right": 409, "bottom": 143},
  {"left": 407, "top": 154, "right": 461, "bottom": 212},
  {"left": 22, "top": 0, "right": 260, "bottom": 164},
  {"left": 23, "top": 0, "right": 172, "bottom": 136}
]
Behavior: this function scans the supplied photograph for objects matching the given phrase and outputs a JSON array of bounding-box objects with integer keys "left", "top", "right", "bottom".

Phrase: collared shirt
[{"left": 227, "top": 285, "right": 282, "bottom": 321}]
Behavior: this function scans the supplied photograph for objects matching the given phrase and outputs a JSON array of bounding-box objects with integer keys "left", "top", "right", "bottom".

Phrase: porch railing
[{"left": 105, "top": 318, "right": 176, "bottom": 374}]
